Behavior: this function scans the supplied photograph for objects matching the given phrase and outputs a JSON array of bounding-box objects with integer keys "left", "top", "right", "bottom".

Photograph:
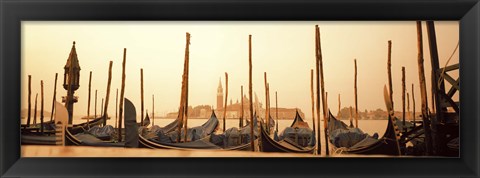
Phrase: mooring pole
[
  {"left": 95, "top": 90, "right": 97, "bottom": 118},
  {"left": 248, "top": 35, "right": 255, "bottom": 151},
  {"left": 40, "top": 80, "right": 44, "bottom": 134},
  {"left": 310, "top": 69, "right": 316, "bottom": 135},
  {"left": 183, "top": 33, "right": 191, "bottom": 142},
  {"left": 317, "top": 25, "right": 329, "bottom": 155},
  {"left": 118, "top": 48, "right": 127, "bottom": 142},
  {"left": 387, "top": 40, "right": 394, "bottom": 110},
  {"left": 177, "top": 37, "right": 188, "bottom": 143},
  {"left": 152, "top": 95, "right": 155, "bottom": 126},
  {"left": 50, "top": 73, "right": 58, "bottom": 122},
  {"left": 115, "top": 88, "right": 118, "bottom": 128},
  {"left": 275, "top": 91, "right": 279, "bottom": 133},
  {"left": 101, "top": 98, "right": 104, "bottom": 119},
  {"left": 412, "top": 84, "right": 416, "bottom": 126},
  {"left": 402, "top": 67, "right": 406, "bottom": 134},
  {"left": 354, "top": 59, "right": 358, "bottom": 129},
  {"left": 349, "top": 106, "right": 353, "bottom": 127},
  {"left": 102, "top": 61, "right": 113, "bottom": 126},
  {"left": 266, "top": 83, "right": 271, "bottom": 134},
  {"left": 27, "top": 75, "right": 32, "bottom": 127},
  {"left": 87, "top": 72, "right": 92, "bottom": 129},
  {"left": 33, "top": 93, "right": 38, "bottom": 125},
  {"left": 240, "top": 86, "right": 244, "bottom": 128},
  {"left": 223, "top": 73, "right": 229, "bottom": 133},
  {"left": 416, "top": 21, "right": 433, "bottom": 155},
  {"left": 264, "top": 72, "right": 269, "bottom": 133},
  {"left": 141, "top": 68, "right": 144, "bottom": 126},
  {"left": 315, "top": 25, "right": 322, "bottom": 155},
  {"left": 338, "top": 94, "right": 341, "bottom": 118},
  {"left": 407, "top": 92, "right": 410, "bottom": 121}
]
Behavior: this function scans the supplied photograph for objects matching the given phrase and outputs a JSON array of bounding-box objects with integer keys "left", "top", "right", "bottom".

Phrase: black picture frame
[{"left": 1, "top": 0, "right": 478, "bottom": 177}]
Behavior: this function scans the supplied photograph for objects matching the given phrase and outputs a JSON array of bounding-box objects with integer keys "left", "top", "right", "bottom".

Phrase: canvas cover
[
  {"left": 152, "top": 111, "right": 219, "bottom": 143},
  {"left": 277, "top": 110, "right": 315, "bottom": 147},
  {"left": 328, "top": 111, "right": 378, "bottom": 148},
  {"left": 88, "top": 125, "right": 115, "bottom": 140}
]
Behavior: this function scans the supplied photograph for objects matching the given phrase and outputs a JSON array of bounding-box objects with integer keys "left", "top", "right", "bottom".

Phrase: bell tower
[{"left": 217, "top": 78, "right": 223, "bottom": 110}]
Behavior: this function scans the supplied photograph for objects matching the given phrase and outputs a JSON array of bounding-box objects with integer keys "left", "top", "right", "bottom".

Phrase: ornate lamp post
[{"left": 62, "top": 41, "right": 81, "bottom": 124}]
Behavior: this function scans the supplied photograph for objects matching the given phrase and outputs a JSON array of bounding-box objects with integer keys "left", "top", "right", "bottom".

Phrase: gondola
[
  {"left": 277, "top": 110, "right": 314, "bottom": 146},
  {"left": 327, "top": 111, "right": 401, "bottom": 155},
  {"left": 209, "top": 113, "right": 260, "bottom": 151},
  {"left": 259, "top": 111, "right": 315, "bottom": 154},
  {"left": 138, "top": 111, "right": 258, "bottom": 151},
  {"left": 146, "top": 113, "right": 181, "bottom": 135},
  {"left": 65, "top": 98, "right": 139, "bottom": 148},
  {"left": 326, "top": 86, "right": 401, "bottom": 155},
  {"left": 21, "top": 112, "right": 106, "bottom": 145}
]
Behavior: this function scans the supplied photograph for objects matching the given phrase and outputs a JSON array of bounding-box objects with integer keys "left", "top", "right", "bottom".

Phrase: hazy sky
[{"left": 21, "top": 21, "right": 459, "bottom": 119}]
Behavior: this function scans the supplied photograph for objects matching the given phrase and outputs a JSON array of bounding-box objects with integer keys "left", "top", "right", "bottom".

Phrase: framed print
[{"left": 1, "top": 0, "right": 479, "bottom": 177}]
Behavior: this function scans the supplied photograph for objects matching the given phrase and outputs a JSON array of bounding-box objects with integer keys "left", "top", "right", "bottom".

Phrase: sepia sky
[{"left": 21, "top": 21, "right": 459, "bottom": 119}]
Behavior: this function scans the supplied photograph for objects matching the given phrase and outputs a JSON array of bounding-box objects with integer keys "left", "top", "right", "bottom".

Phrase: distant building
[
  {"left": 215, "top": 95, "right": 253, "bottom": 119},
  {"left": 217, "top": 78, "right": 223, "bottom": 110},
  {"left": 166, "top": 80, "right": 305, "bottom": 119}
]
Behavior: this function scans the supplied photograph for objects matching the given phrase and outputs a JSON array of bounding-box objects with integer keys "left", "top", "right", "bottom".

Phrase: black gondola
[
  {"left": 138, "top": 112, "right": 257, "bottom": 151},
  {"left": 65, "top": 98, "right": 139, "bottom": 148},
  {"left": 327, "top": 111, "right": 401, "bottom": 155},
  {"left": 21, "top": 113, "right": 105, "bottom": 145},
  {"left": 326, "top": 86, "right": 401, "bottom": 155},
  {"left": 259, "top": 111, "right": 315, "bottom": 154}
]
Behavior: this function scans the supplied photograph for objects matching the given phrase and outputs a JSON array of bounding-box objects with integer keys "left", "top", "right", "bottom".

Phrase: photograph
[{"left": 20, "top": 21, "right": 459, "bottom": 157}]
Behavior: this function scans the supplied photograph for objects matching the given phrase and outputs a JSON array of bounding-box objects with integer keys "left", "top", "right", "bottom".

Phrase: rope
[
  {"left": 334, "top": 147, "right": 347, "bottom": 154},
  {"left": 438, "top": 41, "right": 459, "bottom": 89}
]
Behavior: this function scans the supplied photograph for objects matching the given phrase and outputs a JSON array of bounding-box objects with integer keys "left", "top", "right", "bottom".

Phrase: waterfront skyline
[{"left": 21, "top": 21, "right": 459, "bottom": 121}]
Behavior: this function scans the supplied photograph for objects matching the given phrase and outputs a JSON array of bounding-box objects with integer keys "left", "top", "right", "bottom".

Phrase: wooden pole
[
  {"left": 354, "top": 59, "right": 358, "bottom": 129},
  {"left": 407, "top": 92, "right": 410, "bottom": 121},
  {"left": 152, "top": 95, "right": 155, "bottom": 126},
  {"left": 40, "top": 80, "right": 44, "bottom": 133},
  {"left": 118, "top": 48, "right": 127, "bottom": 142},
  {"left": 266, "top": 83, "right": 270, "bottom": 134},
  {"left": 264, "top": 72, "right": 268, "bottom": 133},
  {"left": 177, "top": 75, "right": 185, "bottom": 143},
  {"left": 183, "top": 32, "right": 191, "bottom": 142},
  {"left": 27, "top": 75, "right": 32, "bottom": 127},
  {"left": 50, "top": 73, "right": 58, "bottom": 122},
  {"left": 310, "top": 69, "right": 316, "bottom": 135},
  {"left": 387, "top": 40, "right": 394, "bottom": 110},
  {"left": 103, "top": 61, "right": 113, "bottom": 126},
  {"left": 140, "top": 68, "right": 144, "bottom": 126},
  {"left": 240, "top": 86, "right": 244, "bottom": 128},
  {"left": 412, "top": 84, "right": 416, "bottom": 126},
  {"left": 87, "top": 72, "right": 92, "bottom": 129},
  {"left": 317, "top": 26, "right": 329, "bottom": 155},
  {"left": 115, "top": 88, "right": 118, "bottom": 128},
  {"left": 315, "top": 25, "right": 322, "bottom": 155},
  {"left": 402, "top": 67, "right": 406, "bottom": 134},
  {"left": 95, "top": 90, "right": 97, "bottom": 117},
  {"left": 34, "top": 93, "right": 38, "bottom": 125},
  {"left": 223, "top": 73, "right": 228, "bottom": 133},
  {"left": 248, "top": 34, "right": 255, "bottom": 151},
  {"left": 349, "top": 106, "right": 353, "bottom": 127},
  {"left": 275, "top": 91, "right": 278, "bottom": 133},
  {"left": 416, "top": 21, "right": 433, "bottom": 155},
  {"left": 326, "top": 92, "right": 329, "bottom": 114},
  {"left": 177, "top": 40, "right": 188, "bottom": 143},
  {"left": 337, "top": 94, "right": 341, "bottom": 118},
  {"left": 101, "top": 98, "right": 104, "bottom": 118}
]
